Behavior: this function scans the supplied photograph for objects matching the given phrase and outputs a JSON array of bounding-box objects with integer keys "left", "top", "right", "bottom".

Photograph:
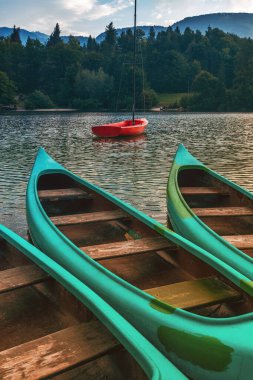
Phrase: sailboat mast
[{"left": 132, "top": 0, "right": 137, "bottom": 124}]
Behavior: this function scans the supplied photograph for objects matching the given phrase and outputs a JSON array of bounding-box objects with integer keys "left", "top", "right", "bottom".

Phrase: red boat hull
[{"left": 92, "top": 118, "right": 148, "bottom": 137}]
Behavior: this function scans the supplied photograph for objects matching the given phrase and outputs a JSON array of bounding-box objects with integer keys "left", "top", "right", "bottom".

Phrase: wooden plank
[
  {"left": 101, "top": 252, "right": 190, "bottom": 290},
  {"left": 38, "top": 188, "right": 91, "bottom": 201},
  {"left": 0, "top": 265, "right": 48, "bottom": 294},
  {"left": 145, "top": 277, "right": 241, "bottom": 309},
  {"left": 52, "top": 350, "right": 145, "bottom": 380},
  {"left": 181, "top": 187, "right": 228, "bottom": 196},
  {"left": 81, "top": 237, "right": 174, "bottom": 260},
  {"left": 0, "top": 321, "right": 119, "bottom": 379},
  {"left": 192, "top": 206, "right": 253, "bottom": 217},
  {"left": 51, "top": 209, "right": 127, "bottom": 226},
  {"left": 222, "top": 234, "right": 253, "bottom": 249}
]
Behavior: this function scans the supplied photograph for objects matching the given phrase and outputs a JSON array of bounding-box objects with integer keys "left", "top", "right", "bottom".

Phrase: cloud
[
  {"left": 1, "top": 0, "right": 253, "bottom": 36},
  {"left": 60, "top": 0, "right": 133, "bottom": 21},
  {"left": 153, "top": 0, "right": 253, "bottom": 24}
]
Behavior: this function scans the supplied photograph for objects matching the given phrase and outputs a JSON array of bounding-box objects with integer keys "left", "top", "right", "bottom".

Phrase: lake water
[{"left": 1, "top": 112, "right": 253, "bottom": 236}]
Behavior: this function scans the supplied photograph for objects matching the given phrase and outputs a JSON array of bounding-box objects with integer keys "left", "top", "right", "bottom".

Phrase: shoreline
[{"left": 1, "top": 109, "right": 253, "bottom": 115}]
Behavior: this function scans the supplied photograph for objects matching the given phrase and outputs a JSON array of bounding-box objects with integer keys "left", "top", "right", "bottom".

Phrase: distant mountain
[
  {"left": 0, "top": 27, "right": 88, "bottom": 46},
  {"left": 1, "top": 13, "right": 253, "bottom": 47},
  {"left": 95, "top": 25, "right": 166, "bottom": 43},
  {"left": 0, "top": 25, "right": 165, "bottom": 46},
  {"left": 0, "top": 27, "right": 49, "bottom": 44},
  {"left": 172, "top": 13, "right": 253, "bottom": 38}
]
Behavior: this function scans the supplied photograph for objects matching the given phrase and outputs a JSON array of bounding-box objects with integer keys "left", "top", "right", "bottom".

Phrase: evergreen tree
[
  {"left": 47, "top": 23, "right": 62, "bottom": 47},
  {"left": 87, "top": 35, "right": 99, "bottom": 51},
  {"left": 10, "top": 25, "right": 21, "bottom": 44},
  {"left": 104, "top": 22, "right": 117, "bottom": 46},
  {"left": 148, "top": 27, "right": 155, "bottom": 42},
  {"left": 0, "top": 71, "right": 16, "bottom": 105},
  {"left": 67, "top": 35, "right": 80, "bottom": 48}
]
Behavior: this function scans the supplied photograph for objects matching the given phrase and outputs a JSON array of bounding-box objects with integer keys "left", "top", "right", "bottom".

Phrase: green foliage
[
  {"left": 143, "top": 89, "right": 159, "bottom": 108},
  {"left": 0, "top": 70, "right": 16, "bottom": 105},
  {"left": 25, "top": 90, "right": 54, "bottom": 109},
  {"left": 1, "top": 22, "right": 253, "bottom": 111},
  {"left": 183, "top": 71, "right": 226, "bottom": 111},
  {"left": 72, "top": 68, "right": 113, "bottom": 110}
]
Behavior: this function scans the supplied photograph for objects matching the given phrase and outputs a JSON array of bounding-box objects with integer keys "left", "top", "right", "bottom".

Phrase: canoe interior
[
  {"left": 37, "top": 173, "right": 253, "bottom": 318},
  {"left": 178, "top": 168, "right": 253, "bottom": 257},
  {"left": 0, "top": 237, "right": 147, "bottom": 379}
]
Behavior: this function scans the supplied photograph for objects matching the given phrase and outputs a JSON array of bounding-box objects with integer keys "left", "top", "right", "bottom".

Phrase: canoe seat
[
  {"left": 192, "top": 206, "right": 253, "bottom": 217},
  {"left": 0, "top": 321, "right": 119, "bottom": 379},
  {"left": 81, "top": 237, "right": 175, "bottom": 260},
  {"left": 38, "top": 188, "right": 92, "bottom": 201},
  {"left": 222, "top": 235, "right": 253, "bottom": 250},
  {"left": 0, "top": 265, "right": 48, "bottom": 294},
  {"left": 146, "top": 277, "right": 241, "bottom": 309},
  {"left": 50, "top": 209, "right": 128, "bottom": 226},
  {"left": 181, "top": 187, "right": 228, "bottom": 196}
]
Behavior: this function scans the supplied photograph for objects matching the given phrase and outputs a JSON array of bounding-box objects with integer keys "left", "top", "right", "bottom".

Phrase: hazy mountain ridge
[
  {"left": 0, "top": 27, "right": 89, "bottom": 46},
  {"left": 1, "top": 13, "right": 253, "bottom": 45},
  {"left": 173, "top": 13, "right": 253, "bottom": 38}
]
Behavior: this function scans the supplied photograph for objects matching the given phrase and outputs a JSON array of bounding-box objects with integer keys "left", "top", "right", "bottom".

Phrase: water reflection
[
  {"left": 1, "top": 112, "right": 253, "bottom": 236},
  {"left": 93, "top": 134, "right": 147, "bottom": 145}
]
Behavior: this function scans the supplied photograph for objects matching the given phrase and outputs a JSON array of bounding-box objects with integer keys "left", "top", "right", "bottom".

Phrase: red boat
[{"left": 92, "top": 118, "right": 148, "bottom": 138}]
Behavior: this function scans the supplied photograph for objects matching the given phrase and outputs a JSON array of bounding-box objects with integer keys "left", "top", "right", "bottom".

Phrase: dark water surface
[{"left": 1, "top": 112, "right": 253, "bottom": 236}]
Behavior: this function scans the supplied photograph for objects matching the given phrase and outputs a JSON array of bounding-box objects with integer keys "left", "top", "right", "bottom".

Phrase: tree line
[{"left": 1, "top": 22, "right": 253, "bottom": 111}]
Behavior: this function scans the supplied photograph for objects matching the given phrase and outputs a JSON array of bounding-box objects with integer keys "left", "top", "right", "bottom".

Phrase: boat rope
[
  {"left": 138, "top": 39, "right": 146, "bottom": 114},
  {"left": 115, "top": 62, "right": 126, "bottom": 113},
  {"left": 132, "top": 0, "right": 137, "bottom": 124}
]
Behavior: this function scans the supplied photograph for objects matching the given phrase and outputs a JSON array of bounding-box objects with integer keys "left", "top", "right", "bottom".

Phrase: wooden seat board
[
  {"left": 0, "top": 265, "right": 48, "bottom": 294},
  {"left": 81, "top": 237, "right": 174, "bottom": 260},
  {"left": 145, "top": 277, "right": 241, "bottom": 309},
  {"left": 222, "top": 234, "right": 253, "bottom": 250},
  {"left": 0, "top": 321, "right": 119, "bottom": 379},
  {"left": 181, "top": 187, "right": 228, "bottom": 196},
  {"left": 38, "top": 188, "right": 91, "bottom": 201},
  {"left": 192, "top": 206, "right": 253, "bottom": 217},
  {"left": 51, "top": 209, "right": 128, "bottom": 226},
  {"left": 101, "top": 252, "right": 190, "bottom": 290}
]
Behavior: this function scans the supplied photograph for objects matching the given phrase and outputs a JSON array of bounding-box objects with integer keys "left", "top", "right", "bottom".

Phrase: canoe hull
[
  {"left": 27, "top": 148, "right": 253, "bottom": 380},
  {"left": 167, "top": 144, "right": 253, "bottom": 281},
  {"left": 92, "top": 118, "right": 148, "bottom": 137},
  {"left": 0, "top": 224, "right": 186, "bottom": 380}
]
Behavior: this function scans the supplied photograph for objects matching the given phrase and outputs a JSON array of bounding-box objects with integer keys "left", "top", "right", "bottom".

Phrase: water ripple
[{"left": 1, "top": 112, "right": 253, "bottom": 235}]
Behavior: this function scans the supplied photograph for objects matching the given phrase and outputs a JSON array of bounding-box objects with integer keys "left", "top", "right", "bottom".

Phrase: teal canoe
[
  {"left": 0, "top": 224, "right": 185, "bottom": 379},
  {"left": 27, "top": 148, "right": 253, "bottom": 380},
  {"left": 167, "top": 143, "right": 253, "bottom": 281}
]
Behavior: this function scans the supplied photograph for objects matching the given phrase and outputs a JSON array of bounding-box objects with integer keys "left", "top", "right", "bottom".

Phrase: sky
[{"left": 1, "top": 0, "right": 253, "bottom": 37}]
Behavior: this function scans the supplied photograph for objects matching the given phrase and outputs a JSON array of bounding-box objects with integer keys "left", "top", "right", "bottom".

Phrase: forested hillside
[{"left": 1, "top": 23, "right": 253, "bottom": 111}]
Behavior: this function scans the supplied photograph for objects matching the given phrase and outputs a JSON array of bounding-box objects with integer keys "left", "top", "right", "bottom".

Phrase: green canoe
[
  {"left": 27, "top": 148, "right": 253, "bottom": 380},
  {"left": 0, "top": 224, "right": 185, "bottom": 379},
  {"left": 167, "top": 143, "right": 253, "bottom": 281}
]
